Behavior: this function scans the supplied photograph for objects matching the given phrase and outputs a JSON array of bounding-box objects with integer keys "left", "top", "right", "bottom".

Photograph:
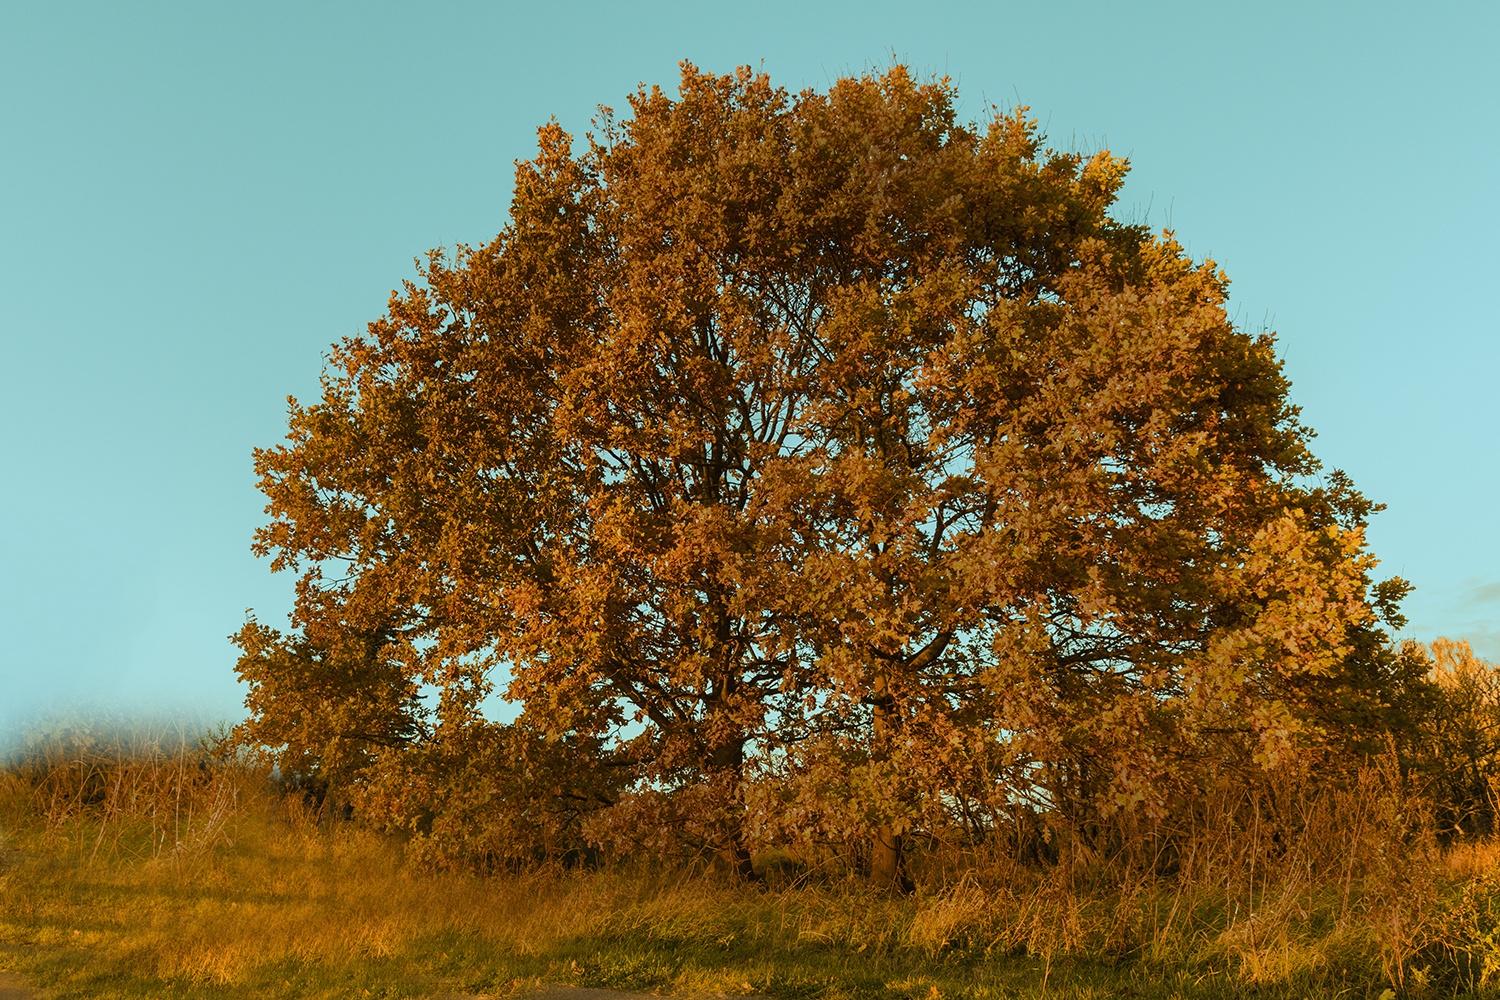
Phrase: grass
[{"left": 3, "top": 727, "right": 1500, "bottom": 999}]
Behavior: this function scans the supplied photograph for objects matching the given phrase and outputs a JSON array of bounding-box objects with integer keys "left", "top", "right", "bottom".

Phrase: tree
[
  {"left": 237, "top": 61, "right": 1408, "bottom": 888},
  {"left": 232, "top": 612, "right": 423, "bottom": 793},
  {"left": 1408, "top": 638, "right": 1500, "bottom": 837}
]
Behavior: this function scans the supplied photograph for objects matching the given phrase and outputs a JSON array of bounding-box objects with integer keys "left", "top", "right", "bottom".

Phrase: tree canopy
[{"left": 235, "top": 62, "right": 1411, "bottom": 887}]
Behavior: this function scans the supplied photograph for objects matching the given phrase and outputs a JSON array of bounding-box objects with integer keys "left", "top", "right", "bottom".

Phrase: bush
[{"left": 351, "top": 719, "right": 625, "bottom": 872}]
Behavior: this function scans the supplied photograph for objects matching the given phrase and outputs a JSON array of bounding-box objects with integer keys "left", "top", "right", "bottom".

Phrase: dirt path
[
  {"left": 437, "top": 987, "right": 709, "bottom": 1000},
  {"left": 0, "top": 970, "right": 691, "bottom": 1000},
  {"left": 1, "top": 939, "right": 697, "bottom": 1000},
  {"left": 520, "top": 989, "right": 678, "bottom": 1000},
  {"left": 0, "top": 971, "right": 42, "bottom": 1000},
  {"left": 438, "top": 989, "right": 675, "bottom": 995}
]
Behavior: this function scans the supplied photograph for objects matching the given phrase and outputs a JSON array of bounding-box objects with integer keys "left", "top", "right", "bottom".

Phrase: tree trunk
[
  {"left": 718, "top": 837, "right": 759, "bottom": 884},
  {"left": 870, "top": 824, "right": 913, "bottom": 892},
  {"left": 708, "top": 736, "right": 762, "bottom": 885},
  {"left": 869, "top": 677, "right": 914, "bottom": 893}
]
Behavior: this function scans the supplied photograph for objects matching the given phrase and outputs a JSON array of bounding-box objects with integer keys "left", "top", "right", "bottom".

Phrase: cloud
[
  {"left": 1403, "top": 575, "right": 1500, "bottom": 661},
  {"left": 1455, "top": 579, "right": 1500, "bottom": 611}
]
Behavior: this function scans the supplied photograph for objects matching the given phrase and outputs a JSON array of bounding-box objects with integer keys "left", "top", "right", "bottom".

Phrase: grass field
[{"left": 3, "top": 725, "right": 1498, "bottom": 1000}]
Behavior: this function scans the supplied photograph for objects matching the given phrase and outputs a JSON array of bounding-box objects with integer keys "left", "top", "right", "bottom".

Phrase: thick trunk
[
  {"left": 870, "top": 824, "right": 913, "bottom": 892},
  {"left": 718, "top": 837, "right": 759, "bottom": 884},
  {"left": 863, "top": 634, "right": 948, "bottom": 893},
  {"left": 869, "top": 677, "right": 914, "bottom": 893},
  {"left": 708, "top": 736, "right": 761, "bottom": 885}
]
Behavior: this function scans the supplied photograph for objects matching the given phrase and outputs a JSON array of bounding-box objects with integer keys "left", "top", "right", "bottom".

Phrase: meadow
[{"left": 4, "top": 720, "right": 1500, "bottom": 1000}]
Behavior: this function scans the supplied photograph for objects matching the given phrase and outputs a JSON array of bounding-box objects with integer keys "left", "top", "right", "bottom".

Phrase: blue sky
[{"left": 2, "top": 1, "right": 1496, "bottom": 738}]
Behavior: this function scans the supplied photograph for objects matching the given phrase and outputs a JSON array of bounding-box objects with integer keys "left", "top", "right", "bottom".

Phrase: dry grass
[{"left": 4, "top": 728, "right": 1500, "bottom": 999}]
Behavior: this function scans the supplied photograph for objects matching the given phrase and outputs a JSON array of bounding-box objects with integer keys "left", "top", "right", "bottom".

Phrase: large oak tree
[{"left": 236, "top": 63, "right": 1409, "bottom": 888}]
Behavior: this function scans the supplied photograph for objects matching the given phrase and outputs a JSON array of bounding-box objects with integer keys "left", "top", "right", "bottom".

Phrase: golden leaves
[{"left": 240, "top": 62, "right": 1403, "bottom": 873}]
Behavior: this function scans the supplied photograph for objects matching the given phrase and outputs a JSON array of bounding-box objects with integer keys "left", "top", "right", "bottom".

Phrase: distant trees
[
  {"left": 1406, "top": 638, "right": 1500, "bottom": 837},
  {"left": 235, "top": 62, "right": 1414, "bottom": 887}
]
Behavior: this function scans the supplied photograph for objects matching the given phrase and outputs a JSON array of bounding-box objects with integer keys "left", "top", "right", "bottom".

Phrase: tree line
[{"left": 232, "top": 63, "right": 1434, "bottom": 889}]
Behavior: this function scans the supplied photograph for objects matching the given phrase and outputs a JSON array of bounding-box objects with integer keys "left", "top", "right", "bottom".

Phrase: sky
[{"left": 2, "top": 1, "right": 1496, "bottom": 741}]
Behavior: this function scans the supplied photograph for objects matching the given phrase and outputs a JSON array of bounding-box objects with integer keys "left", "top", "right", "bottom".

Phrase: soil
[
  {"left": 0, "top": 969, "right": 689, "bottom": 1000},
  {"left": 423, "top": 989, "right": 651, "bottom": 1000},
  {"left": 0, "top": 936, "right": 714, "bottom": 1000},
  {"left": 0, "top": 971, "right": 41, "bottom": 1000}
]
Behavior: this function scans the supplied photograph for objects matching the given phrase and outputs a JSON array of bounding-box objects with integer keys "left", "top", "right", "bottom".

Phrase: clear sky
[{"left": 2, "top": 1, "right": 1496, "bottom": 740}]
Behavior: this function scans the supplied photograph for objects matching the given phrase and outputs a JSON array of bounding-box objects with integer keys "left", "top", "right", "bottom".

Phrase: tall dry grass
[
  {"left": 0, "top": 719, "right": 241, "bottom": 868},
  {"left": 5, "top": 726, "right": 1500, "bottom": 998}
]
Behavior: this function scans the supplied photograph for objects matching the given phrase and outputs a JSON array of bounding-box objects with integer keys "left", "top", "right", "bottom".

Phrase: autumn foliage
[{"left": 234, "top": 63, "right": 1413, "bottom": 887}]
